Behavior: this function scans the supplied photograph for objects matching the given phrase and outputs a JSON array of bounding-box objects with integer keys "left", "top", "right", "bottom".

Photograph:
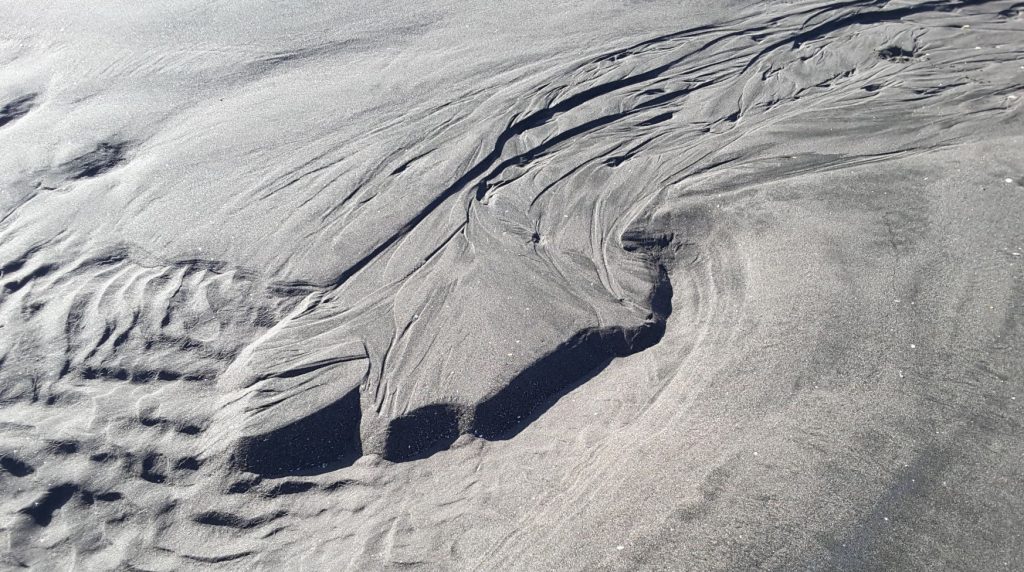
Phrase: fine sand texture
[{"left": 1, "top": 0, "right": 1023, "bottom": 569}]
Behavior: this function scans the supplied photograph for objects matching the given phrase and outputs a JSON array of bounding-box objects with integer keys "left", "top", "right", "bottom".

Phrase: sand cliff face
[{"left": 2, "top": 0, "right": 1023, "bottom": 569}]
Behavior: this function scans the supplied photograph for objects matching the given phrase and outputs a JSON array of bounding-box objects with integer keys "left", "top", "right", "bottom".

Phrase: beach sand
[{"left": 1, "top": 1, "right": 1022, "bottom": 569}]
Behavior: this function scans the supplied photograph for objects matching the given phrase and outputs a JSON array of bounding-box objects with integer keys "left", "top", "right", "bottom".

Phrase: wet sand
[{"left": 1, "top": 0, "right": 1023, "bottom": 569}]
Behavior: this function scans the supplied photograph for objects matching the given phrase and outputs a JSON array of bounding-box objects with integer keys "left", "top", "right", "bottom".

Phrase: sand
[{"left": 1, "top": 0, "right": 1022, "bottom": 569}]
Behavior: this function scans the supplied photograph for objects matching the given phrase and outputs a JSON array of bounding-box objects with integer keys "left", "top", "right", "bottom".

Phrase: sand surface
[{"left": 1, "top": 0, "right": 1023, "bottom": 569}]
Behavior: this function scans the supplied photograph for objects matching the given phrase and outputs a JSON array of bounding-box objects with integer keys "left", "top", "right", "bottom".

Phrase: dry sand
[{"left": 1, "top": 0, "right": 1023, "bottom": 569}]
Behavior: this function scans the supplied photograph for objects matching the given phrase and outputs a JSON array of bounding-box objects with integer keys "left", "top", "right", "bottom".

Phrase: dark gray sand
[{"left": 2, "top": 0, "right": 1023, "bottom": 569}]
